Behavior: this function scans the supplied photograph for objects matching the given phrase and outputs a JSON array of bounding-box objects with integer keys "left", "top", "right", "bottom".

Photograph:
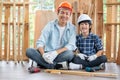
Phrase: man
[
  {"left": 69, "top": 14, "right": 107, "bottom": 71},
  {"left": 26, "top": 1, "right": 76, "bottom": 69}
]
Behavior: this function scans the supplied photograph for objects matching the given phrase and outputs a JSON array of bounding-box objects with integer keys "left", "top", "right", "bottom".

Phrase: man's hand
[
  {"left": 88, "top": 55, "right": 97, "bottom": 61},
  {"left": 42, "top": 52, "right": 53, "bottom": 64},
  {"left": 77, "top": 53, "right": 87, "bottom": 60},
  {"left": 42, "top": 51, "right": 58, "bottom": 64}
]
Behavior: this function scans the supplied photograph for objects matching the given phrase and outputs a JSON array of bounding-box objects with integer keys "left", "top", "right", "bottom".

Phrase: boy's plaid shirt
[{"left": 76, "top": 33, "right": 103, "bottom": 56}]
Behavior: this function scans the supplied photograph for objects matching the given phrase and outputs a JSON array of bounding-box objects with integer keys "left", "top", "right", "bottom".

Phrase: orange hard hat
[{"left": 57, "top": 1, "right": 72, "bottom": 12}]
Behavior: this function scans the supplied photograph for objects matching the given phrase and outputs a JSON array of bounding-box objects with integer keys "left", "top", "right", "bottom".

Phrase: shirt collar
[
  {"left": 80, "top": 32, "right": 93, "bottom": 39},
  {"left": 54, "top": 19, "right": 70, "bottom": 30}
]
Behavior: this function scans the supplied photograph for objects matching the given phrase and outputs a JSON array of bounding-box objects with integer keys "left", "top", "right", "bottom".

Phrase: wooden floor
[{"left": 0, "top": 61, "right": 120, "bottom": 80}]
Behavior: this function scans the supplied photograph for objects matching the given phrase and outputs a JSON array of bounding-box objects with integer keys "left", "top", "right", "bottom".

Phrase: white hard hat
[{"left": 77, "top": 14, "right": 92, "bottom": 24}]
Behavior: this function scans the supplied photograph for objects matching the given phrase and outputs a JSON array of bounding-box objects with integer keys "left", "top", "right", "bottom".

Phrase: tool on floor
[
  {"left": 85, "top": 63, "right": 105, "bottom": 72},
  {"left": 44, "top": 69, "right": 118, "bottom": 78},
  {"left": 28, "top": 66, "right": 41, "bottom": 73},
  {"left": 28, "top": 61, "right": 41, "bottom": 73},
  {"left": 85, "top": 66, "right": 101, "bottom": 72}
]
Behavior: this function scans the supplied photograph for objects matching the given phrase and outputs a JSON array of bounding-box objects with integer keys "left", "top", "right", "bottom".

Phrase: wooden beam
[
  {"left": 6, "top": 18, "right": 10, "bottom": 63},
  {"left": 2, "top": 22, "right": 28, "bottom": 25},
  {"left": 105, "top": 0, "right": 112, "bottom": 60},
  {"left": 3, "top": 2, "right": 38, "bottom": 6},
  {"left": 105, "top": 23, "right": 120, "bottom": 25},
  {"left": 17, "top": 6, "right": 20, "bottom": 62},
  {"left": 13, "top": 1, "right": 17, "bottom": 63},
  {"left": 116, "top": 31, "right": 120, "bottom": 64},
  {"left": 4, "top": 0, "right": 10, "bottom": 60},
  {"left": 0, "top": 1, "right": 3, "bottom": 60},
  {"left": 106, "top": 2, "right": 120, "bottom": 5},
  {"left": 96, "top": 0, "right": 103, "bottom": 39},
  {"left": 89, "top": 0, "right": 95, "bottom": 33},
  {"left": 45, "top": 69, "right": 118, "bottom": 78},
  {"left": 111, "top": 0, "right": 117, "bottom": 62},
  {"left": 116, "top": 42, "right": 120, "bottom": 64},
  {"left": 23, "top": 0, "right": 29, "bottom": 61},
  {"left": 72, "top": 1, "right": 78, "bottom": 33},
  {"left": 21, "top": 1, "right": 26, "bottom": 63}
]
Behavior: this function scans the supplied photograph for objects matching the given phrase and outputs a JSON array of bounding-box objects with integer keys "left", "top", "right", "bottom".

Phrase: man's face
[
  {"left": 57, "top": 8, "right": 71, "bottom": 25},
  {"left": 79, "top": 22, "right": 90, "bottom": 34}
]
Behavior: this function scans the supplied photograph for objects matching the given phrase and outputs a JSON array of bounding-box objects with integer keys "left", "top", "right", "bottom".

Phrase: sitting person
[
  {"left": 69, "top": 14, "right": 107, "bottom": 71},
  {"left": 26, "top": 1, "right": 76, "bottom": 69}
]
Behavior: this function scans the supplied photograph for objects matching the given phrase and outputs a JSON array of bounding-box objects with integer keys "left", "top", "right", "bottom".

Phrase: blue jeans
[
  {"left": 26, "top": 48, "right": 74, "bottom": 69},
  {"left": 72, "top": 55, "right": 107, "bottom": 67}
]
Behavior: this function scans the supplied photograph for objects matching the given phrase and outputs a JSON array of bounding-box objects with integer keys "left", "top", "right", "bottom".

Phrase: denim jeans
[
  {"left": 26, "top": 48, "right": 74, "bottom": 69},
  {"left": 72, "top": 55, "right": 107, "bottom": 67}
]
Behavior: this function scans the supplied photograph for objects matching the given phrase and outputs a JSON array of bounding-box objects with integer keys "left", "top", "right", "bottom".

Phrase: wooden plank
[
  {"left": 6, "top": 18, "right": 10, "bottom": 63},
  {"left": 2, "top": 22, "right": 25, "bottom": 25},
  {"left": 3, "top": 2, "right": 38, "bottom": 6},
  {"left": 21, "top": 1, "right": 25, "bottom": 62},
  {"left": 96, "top": 0, "right": 103, "bottom": 39},
  {"left": 72, "top": 1, "right": 78, "bottom": 33},
  {"left": 34, "top": 10, "right": 57, "bottom": 47},
  {"left": 45, "top": 69, "right": 118, "bottom": 78},
  {"left": 0, "top": 0, "right": 3, "bottom": 60},
  {"left": 89, "top": 0, "right": 95, "bottom": 33},
  {"left": 11, "top": 4, "right": 14, "bottom": 61},
  {"left": 4, "top": 0, "right": 10, "bottom": 60},
  {"left": 106, "top": 2, "right": 120, "bottom": 5},
  {"left": 22, "top": 0, "right": 29, "bottom": 61},
  {"left": 13, "top": 1, "right": 17, "bottom": 63},
  {"left": 105, "top": 24, "right": 112, "bottom": 61},
  {"left": 17, "top": 6, "right": 20, "bottom": 62},
  {"left": 88, "top": 0, "right": 95, "bottom": 16},
  {"left": 105, "top": 23, "right": 120, "bottom": 25},
  {"left": 111, "top": 0, "right": 117, "bottom": 61},
  {"left": 116, "top": 28, "right": 120, "bottom": 64},
  {"left": 105, "top": 0, "right": 112, "bottom": 60}
]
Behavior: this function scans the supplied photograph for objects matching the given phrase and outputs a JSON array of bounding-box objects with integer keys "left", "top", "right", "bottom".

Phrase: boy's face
[
  {"left": 79, "top": 22, "right": 90, "bottom": 34},
  {"left": 57, "top": 8, "right": 71, "bottom": 25}
]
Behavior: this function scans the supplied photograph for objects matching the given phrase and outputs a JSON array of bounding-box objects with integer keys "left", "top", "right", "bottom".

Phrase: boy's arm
[{"left": 96, "top": 50, "right": 104, "bottom": 57}]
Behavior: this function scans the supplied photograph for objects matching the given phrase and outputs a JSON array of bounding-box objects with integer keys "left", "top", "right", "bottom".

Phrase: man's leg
[
  {"left": 26, "top": 48, "right": 55, "bottom": 69},
  {"left": 54, "top": 50, "right": 74, "bottom": 62},
  {"left": 53, "top": 50, "right": 74, "bottom": 69}
]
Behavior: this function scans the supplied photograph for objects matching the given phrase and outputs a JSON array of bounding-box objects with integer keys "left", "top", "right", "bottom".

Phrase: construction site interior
[{"left": 0, "top": 0, "right": 120, "bottom": 80}]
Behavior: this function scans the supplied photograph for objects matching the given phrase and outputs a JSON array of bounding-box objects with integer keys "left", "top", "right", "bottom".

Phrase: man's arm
[
  {"left": 38, "top": 47, "right": 44, "bottom": 55},
  {"left": 56, "top": 47, "right": 68, "bottom": 54}
]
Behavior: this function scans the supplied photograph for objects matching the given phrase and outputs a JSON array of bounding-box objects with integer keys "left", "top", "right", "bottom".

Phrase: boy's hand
[
  {"left": 88, "top": 55, "right": 97, "bottom": 61},
  {"left": 77, "top": 53, "right": 87, "bottom": 60}
]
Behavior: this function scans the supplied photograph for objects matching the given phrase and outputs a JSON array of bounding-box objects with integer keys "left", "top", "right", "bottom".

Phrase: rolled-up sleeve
[
  {"left": 65, "top": 28, "right": 77, "bottom": 50},
  {"left": 94, "top": 36, "right": 103, "bottom": 51}
]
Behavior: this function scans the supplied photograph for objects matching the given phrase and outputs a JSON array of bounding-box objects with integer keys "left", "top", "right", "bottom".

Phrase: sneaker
[
  {"left": 85, "top": 67, "right": 98, "bottom": 72},
  {"left": 85, "top": 63, "right": 105, "bottom": 72},
  {"left": 69, "top": 62, "right": 83, "bottom": 70},
  {"left": 55, "top": 61, "right": 68, "bottom": 69},
  {"left": 99, "top": 63, "right": 105, "bottom": 70},
  {"left": 28, "top": 66, "right": 41, "bottom": 73}
]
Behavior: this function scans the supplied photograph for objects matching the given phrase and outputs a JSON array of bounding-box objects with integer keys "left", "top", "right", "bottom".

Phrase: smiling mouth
[{"left": 82, "top": 28, "right": 87, "bottom": 30}]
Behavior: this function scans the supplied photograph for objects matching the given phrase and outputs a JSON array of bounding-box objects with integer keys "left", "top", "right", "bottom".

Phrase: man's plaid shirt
[{"left": 76, "top": 33, "right": 103, "bottom": 56}]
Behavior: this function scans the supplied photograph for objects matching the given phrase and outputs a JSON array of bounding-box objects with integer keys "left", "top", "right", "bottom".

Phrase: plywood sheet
[{"left": 34, "top": 10, "right": 57, "bottom": 47}]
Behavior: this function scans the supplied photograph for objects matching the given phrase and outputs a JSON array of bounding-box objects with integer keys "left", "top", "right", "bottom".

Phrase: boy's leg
[
  {"left": 87, "top": 55, "right": 107, "bottom": 67},
  {"left": 72, "top": 55, "right": 107, "bottom": 67}
]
